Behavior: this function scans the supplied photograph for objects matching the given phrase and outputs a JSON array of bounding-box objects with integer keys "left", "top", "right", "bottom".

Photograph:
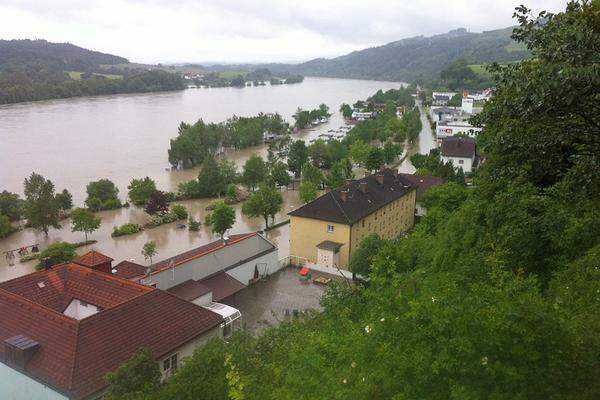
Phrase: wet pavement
[{"left": 224, "top": 266, "right": 346, "bottom": 334}]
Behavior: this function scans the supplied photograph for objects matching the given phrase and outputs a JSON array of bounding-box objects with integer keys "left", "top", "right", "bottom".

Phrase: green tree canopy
[
  {"left": 241, "top": 154, "right": 268, "bottom": 191},
  {"left": 349, "top": 233, "right": 385, "bottom": 277},
  {"left": 105, "top": 349, "right": 161, "bottom": 400},
  {"left": 299, "top": 180, "right": 318, "bottom": 203},
  {"left": 365, "top": 147, "right": 384, "bottom": 171},
  {"left": 242, "top": 184, "right": 283, "bottom": 230},
  {"left": 85, "top": 179, "right": 121, "bottom": 211},
  {"left": 0, "top": 214, "right": 11, "bottom": 238},
  {"left": 55, "top": 189, "right": 73, "bottom": 210},
  {"left": 128, "top": 177, "right": 157, "bottom": 206},
  {"left": 349, "top": 140, "right": 371, "bottom": 167},
  {"left": 23, "top": 172, "right": 61, "bottom": 237},
  {"left": 70, "top": 207, "right": 101, "bottom": 242},
  {"left": 301, "top": 162, "right": 323, "bottom": 186},
  {"left": 37, "top": 242, "right": 76, "bottom": 269},
  {"left": 141, "top": 241, "right": 157, "bottom": 265},
  {"left": 287, "top": 140, "right": 308, "bottom": 177},
  {"left": 210, "top": 201, "right": 236, "bottom": 239},
  {"left": 0, "top": 190, "right": 23, "bottom": 221}
]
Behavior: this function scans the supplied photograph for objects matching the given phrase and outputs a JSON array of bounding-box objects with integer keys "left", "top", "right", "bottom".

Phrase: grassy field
[
  {"left": 67, "top": 71, "right": 123, "bottom": 80},
  {"left": 468, "top": 64, "right": 493, "bottom": 80}
]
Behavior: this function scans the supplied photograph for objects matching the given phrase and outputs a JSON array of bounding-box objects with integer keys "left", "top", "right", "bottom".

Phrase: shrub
[
  {"left": 188, "top": 216, "right": 201, "bottom": 231},
  {"left": 102, "top": 198, "right": 122, "bottom": 210},
  {"left": 204, "top": 213, "right": 212, "bottom": 226},
  {"left": 0, "top": 214, "right": 12, "bottom": 238},
  {"left": 112, "top": 223, "right": 143, "bottom": 237},
  {"left": 36, "top": 242, "right": 76, "bottom": 269},
  {"left": 171, "top": 204, "right": 188, "bottom": 220},
  {"left": 86, "top": 197, "right": 103, "bottom": 212}
]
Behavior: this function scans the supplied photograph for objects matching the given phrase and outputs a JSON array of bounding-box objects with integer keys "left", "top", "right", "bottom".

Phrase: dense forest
[
  {"left": 106, "top": 2, "right": 600, "bottom": 399},
  {"left": 0, "top": 39, "right": 185, "bottom": 104},
  {"left": 225, "top": 26, "right": 530, "bottom": 84}
]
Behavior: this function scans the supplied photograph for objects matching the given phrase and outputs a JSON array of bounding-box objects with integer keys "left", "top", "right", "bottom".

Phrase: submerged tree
[{"left": 23, "top": 172, "right": 61, "bottom": 237}]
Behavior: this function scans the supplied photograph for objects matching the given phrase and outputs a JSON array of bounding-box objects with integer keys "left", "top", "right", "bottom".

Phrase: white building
[
  {"left": 114, "top": 232, "right": 279, "bottom": 305},
  {"left": 440, "top": 136, "right": 477, "bottom": 173},
  {"left": 436, "top": 121, "right": 483, "bottom": 139},
  {"left": 432, "top": 91, "right": 458, "bottom": 106}
]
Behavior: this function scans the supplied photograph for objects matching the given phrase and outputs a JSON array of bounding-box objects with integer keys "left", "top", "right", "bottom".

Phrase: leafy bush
[
  {"left": 0, "top": 214, "right": 11, "bottom": 238},
  {"left": 36, "top": 242, "right": 76, "bottom": 269},
  {"left": 188, "top": 216, "right": 201, "bottom": 231},
  {"left": 85, "top": 197, "right": 103, "bottom": 212},
  {"left": 171, "top": 204, "right": 188, "bottom": 220},
  {"left": 112, "top": 223, "right": 143, "bottom": 237},
  {"left": 102, "top": 198, "right": 122, "bottom": 210}
]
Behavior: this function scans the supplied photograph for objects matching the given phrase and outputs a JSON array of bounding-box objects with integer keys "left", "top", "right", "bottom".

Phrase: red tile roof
[
  {"left": 73, "top": 250, "right": 113, "bottom": 267},
  {"left": 0, "top": 264, "right": 150, "bottom": 312},
  {"left": 0, "top": 263, "right": 223, "bottom": 399},
  {"left": 112, "top": 260, "right": 148, "bottom": 279},
  {"left": 144, "top": 233, "right": 257, "bottom": 279}
]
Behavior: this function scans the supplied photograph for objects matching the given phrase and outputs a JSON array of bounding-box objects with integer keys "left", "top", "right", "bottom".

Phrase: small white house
[{"left": 440, "top": 136, "right": 477, "bottom": 173}]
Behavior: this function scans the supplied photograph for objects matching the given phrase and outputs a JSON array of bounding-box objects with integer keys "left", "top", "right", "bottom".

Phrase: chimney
[
  {"left": 375, "top": 174, "right": 384, "bottom": 185},
  {"left": 340, "top": 189, "right": 349, "bottom": 202},
  {"left": 344, "top": 179, "right": 353, "bottom": 187},
  {"left": 359, "top": 181, "right": 368, "bottom": 194},
  {"left": 4, "top": 335, "right": 40, "bottom": 370}
]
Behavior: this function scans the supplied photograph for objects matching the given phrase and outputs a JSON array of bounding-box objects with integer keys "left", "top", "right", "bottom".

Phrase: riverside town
[{"left": 0, "top": 1, "right": 598, "bottom": 399}]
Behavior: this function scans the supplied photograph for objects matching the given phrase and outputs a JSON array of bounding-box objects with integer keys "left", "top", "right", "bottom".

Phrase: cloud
[{"left": 0, "top": 0, "right": 569, "bottom": 63}]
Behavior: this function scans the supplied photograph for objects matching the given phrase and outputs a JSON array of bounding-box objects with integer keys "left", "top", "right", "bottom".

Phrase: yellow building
[{"left": 289, "top": 168, "right": 417, "bottom": 272}]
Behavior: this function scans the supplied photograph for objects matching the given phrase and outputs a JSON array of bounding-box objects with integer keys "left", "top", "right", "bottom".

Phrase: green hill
[
  {"left": 264, "top": 27, "right": 529, "bottom": 84},
  {"left": 0, "top": 39, "right": 185, "bottom": 104}
]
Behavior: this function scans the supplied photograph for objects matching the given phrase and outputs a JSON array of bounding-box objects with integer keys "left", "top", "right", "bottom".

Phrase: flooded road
[
  {"left": 398, "top": 100, "right": 437, "bottom": 173},
  {"left": 1, "top": 77, "right": 404, "bottom": 279}
]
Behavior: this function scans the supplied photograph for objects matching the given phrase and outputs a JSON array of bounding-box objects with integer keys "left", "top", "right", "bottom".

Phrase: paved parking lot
[{"left": 224, "top": 266, "right": 344, "bottom": 334}]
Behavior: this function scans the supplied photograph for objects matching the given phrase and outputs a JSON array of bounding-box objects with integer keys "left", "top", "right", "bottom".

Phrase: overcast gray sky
[{"left": 0, "top": 0, "right": 568, "bottom": 64}]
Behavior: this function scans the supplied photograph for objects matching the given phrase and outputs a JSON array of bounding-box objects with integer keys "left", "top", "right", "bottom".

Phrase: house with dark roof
[
  {"left": 440, "top": 136, "right": 477, "bottom": 173},
  {"left": 288, "top": 168, "right": 416, "bottom": 273},
  {"left": 0, "top": 263, "right": 223, "bottom": 400},
  {"left": 397, "top": 173, "right": 446, "bottom": 216}
]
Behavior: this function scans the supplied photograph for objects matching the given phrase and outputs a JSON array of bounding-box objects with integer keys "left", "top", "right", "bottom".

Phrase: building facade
[
  {"left": 289, "top": 169, "right": 416, "bottom": 272},
  {"left": 440, "top": 136, "right": 477, "bottom": 173}
]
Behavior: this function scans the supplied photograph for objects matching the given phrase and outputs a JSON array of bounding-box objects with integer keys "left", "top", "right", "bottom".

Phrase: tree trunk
[{"left": 264, "top": 215, "right": 269, "bottom": 230}]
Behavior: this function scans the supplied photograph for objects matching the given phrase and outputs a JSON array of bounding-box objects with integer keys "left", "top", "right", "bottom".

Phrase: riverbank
[{"left": 1, "top": 78, "right": 417, "bottom": 281}]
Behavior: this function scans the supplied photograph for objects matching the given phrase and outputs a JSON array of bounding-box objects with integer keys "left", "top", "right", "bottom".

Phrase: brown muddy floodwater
[{"left": 1, "top": 77, "right": 415, "bottom": 280}]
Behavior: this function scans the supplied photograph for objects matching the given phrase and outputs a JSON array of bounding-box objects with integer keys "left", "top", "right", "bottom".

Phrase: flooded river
[{"left": 0, "top": 77, "right": 435, "bottom": 280}]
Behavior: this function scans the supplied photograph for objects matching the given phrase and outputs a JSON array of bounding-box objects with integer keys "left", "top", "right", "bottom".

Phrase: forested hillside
[
  {"left": 265, "top": 27, "right": 529, "bottom": 84},
  {"left": 0, "top": 39, "right": 128, "bottom": 70},
  {"left": 0, "top": 40, "right": 185, "bottom": 104},
  {"left": 105, "top": 2, "right": 600, "bottom": 399}
]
